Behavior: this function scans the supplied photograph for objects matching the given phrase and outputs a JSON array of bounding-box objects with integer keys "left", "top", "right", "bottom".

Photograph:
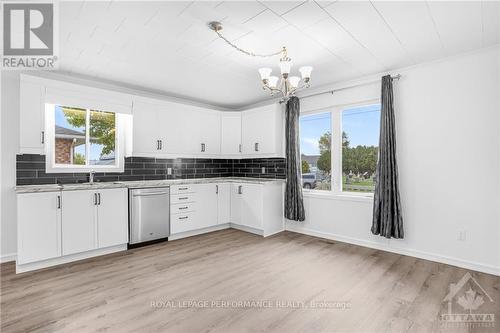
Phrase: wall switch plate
[
  {"left": 261, "top": 167, "right": 266, "bottom": 174},
  {"left": 167, "top": 168, "right": 172, "bottom": 175}
]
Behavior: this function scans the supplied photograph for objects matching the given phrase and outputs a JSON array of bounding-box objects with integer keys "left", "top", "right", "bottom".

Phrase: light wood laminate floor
[{"left": 1, "top": 229, "right": 499, "bottom": 333}]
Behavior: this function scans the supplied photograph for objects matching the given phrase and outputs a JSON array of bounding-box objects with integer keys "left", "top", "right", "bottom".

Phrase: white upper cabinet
[
  {"left": 157, "top": 103, "right": 188, "bottom": 155},
  {"left": 221, "top": 112, "right": 242, "bottom": 155},
  {"left": 242, "top": 104, "right": 284, "bottom": 157},
  {"left": 132, "top": 100, "right": 161, "bottom": 155},
  {"left": 192, "top": 109, "right": 221, "bottom": 155},
  {"left": 133, "top": 98, "right": 222, "bottom": 157},
  {"left": 20, "top": 77, "right": 45, "bottom": 154}
]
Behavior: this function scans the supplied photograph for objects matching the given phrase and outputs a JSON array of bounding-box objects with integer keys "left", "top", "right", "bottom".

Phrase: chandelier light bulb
[
  {"left": 268, "top": 76, "right": 279, "bottom": 88},
  {"left": 299, "top": 66, "right": 313, "bottom": 80},
  {"left": 289, "top": 76, "right": 300, "bottom": 88},
  {"left": 258, "top": 68, "right": 272, "bottom": 81},
  {"left": 279, "top": 59, "right": 292, "bottom": 76}
]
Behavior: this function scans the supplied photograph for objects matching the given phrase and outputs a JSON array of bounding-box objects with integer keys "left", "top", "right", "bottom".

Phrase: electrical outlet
[
  {"left": 458, "top": 230, "right": 467, "bottom": 241},
  {"left": 261, "top": 167, "right": 266, "bottom": 174},
  {"left": 167, "top": 167, "right": 172, "bottom": 175}
]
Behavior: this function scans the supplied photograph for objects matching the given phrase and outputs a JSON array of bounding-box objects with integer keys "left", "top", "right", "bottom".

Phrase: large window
[
  {"left": 342, "top": 105, "right": 381, "bottom": 193},
  {"left": 299, "top": 112, "right": 331, "bottom": 191},
  {"left": 299, "top": 103, "right": 381, "bottom": 195},
  {"left": 47, "top": 104, "right": 121, "bottom": 172}
]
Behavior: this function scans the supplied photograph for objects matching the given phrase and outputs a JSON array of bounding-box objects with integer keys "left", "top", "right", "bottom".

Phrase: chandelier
[{"left": 209, "top": 21, "right": 313, "bottom": 101}]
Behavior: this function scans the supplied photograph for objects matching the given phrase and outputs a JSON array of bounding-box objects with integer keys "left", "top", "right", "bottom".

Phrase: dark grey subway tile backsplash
[{"left": 16, "top": 154, "right": 286, "bottom": 186}]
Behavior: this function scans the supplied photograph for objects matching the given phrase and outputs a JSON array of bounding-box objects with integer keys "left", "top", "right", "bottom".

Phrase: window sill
[{"left": 303, "top": 190, "right": 374, "bottom": 203}]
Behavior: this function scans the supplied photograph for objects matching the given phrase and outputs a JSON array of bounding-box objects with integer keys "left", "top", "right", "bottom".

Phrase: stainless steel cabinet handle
[
  {"left": 179, "top": 197, "right": 188, "bottom": 200},
  {"left": 179, "top": 216, "right": 188, "bottom": 220},
  {"left": 179, "top": 206, "right": 188, "bottom": 210},
  {"left": 178, "top": 187, "right": 188, "bottom": 190},
  {"left": 239, "top": 144, "right": 242, "bottom": 153},
  {"left": 156, "top": 140, "right": 160, "bottom": 150},
  {"left": 255, "top": 142, "right": 259, "bottom": 152},
  {"left": 238, "top": 185, "right": 242, "bottom": 194},
  {"left": 94, "top": 193, "right": 98, "bottom": 205},
  {"left": 57, "top": 195, "right": 61, "bottom": 209},
  {"left": 216, "top": 185, "right": 218, "bottom": 194},
  {"left": 98, "top": 193, "right": 101, "bottom": 205},
  {"left": 160, "top": 140, "right": 163, "bottom": 150},
  {"left": 201, "top": 143, "right": 206, "bottom": 152},
  {"left": 41, "top": 131, "right": 45, "bottom": 144}
]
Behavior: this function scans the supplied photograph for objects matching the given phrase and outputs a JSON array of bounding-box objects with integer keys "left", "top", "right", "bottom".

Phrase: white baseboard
[
  {"left": 229, "top": 223, "right": 264, "bottom": 236},
  {"left": 169, "top": 224, "right": 230, "bottom": 240},
  {"left": 16, "top": 244, "right": 127, "bottom": 273},
  {"left": 1, "top": 253, "right": 17, "bottom": 263},
  {"left": 285, "top": 225, "right": 500, "bottom": 276}
]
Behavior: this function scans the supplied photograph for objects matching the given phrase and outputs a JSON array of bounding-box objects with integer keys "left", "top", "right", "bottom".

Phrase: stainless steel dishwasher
[{"left": 129, "top": 187, "right": 170, "bottom": 246}]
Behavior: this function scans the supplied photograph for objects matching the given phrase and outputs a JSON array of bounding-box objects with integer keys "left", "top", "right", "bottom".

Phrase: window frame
[
  {"left": 300, "top": 99, "right": 380, "bottom": 199},
  {"left": 45, "top": 103, "right": 125, "bottom": 173}
]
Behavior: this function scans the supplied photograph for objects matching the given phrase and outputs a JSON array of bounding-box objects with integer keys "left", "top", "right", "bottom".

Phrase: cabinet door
[
  {"left": 17, "top": 192, "right": 61, "bottom": 265},
  {"left": 132, "top": 101, "right": 160, "bottom": 154},
  {"left": 158, "top": 104, "right": 191, "bottom": 154},
  {"left": 221, "top": 113, "right": 242, "bottom": 155},
  {"left": 195, "top": 110, "right": 221, "bottom": 155},
  {"left": 241, "top": 184, "right": 264, "bottom": 229},
  {"left": 20, "top": 80, "right": 45, "bottom": 154},
  {"left": 195, "top": 183, "right": 218, "bottom": 228},
  {"left": 230, "top": 183, "right": 242, "bottom": 225},
  {"left": 242, "top": 105, "right": 280, "bottom": 155},
  {"left": 62, "top": 190, "right": 97, "bottom": 255},
  {"left": 97, "top": 188, "right": 128, "bottom": 248},
  {"left": 217, "top": 183, "right": 231, "bottom": 224}
]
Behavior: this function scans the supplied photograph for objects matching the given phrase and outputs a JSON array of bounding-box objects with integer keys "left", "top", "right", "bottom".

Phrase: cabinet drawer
[
  {"left": 171, "top": 185, "right": 196, "bottom": 194},
  {"left": 171, "top": 193, "right": 196, "bottom": 204},
  {"left": 171, "top": 212, "right": 197, "bottom": 234},
  {"left": 171, "top": 203, "right": 195, "bottom": 214}
]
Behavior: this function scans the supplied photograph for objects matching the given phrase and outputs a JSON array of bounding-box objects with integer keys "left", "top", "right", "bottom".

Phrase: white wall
[
  {"left": 287, "top": 46, "right": 500, "bottom": 275},
  {"left": 1, "top": 71, "right": 20, "bottom": 262}
]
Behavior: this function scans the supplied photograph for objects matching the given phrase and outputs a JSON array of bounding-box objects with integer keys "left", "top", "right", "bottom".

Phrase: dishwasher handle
[{"left": 132, "top": 191, "right": 170, "bottom": 197}]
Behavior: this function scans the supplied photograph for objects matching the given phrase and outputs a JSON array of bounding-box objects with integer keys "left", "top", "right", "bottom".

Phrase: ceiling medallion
[{"left": 209, "top": 21, "right": 313, "bottom": 101}]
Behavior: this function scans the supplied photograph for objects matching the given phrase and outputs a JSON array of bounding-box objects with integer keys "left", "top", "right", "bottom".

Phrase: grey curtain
[
  {"left": 371, "top": 75, "right": 404, "bottom": 238},
  {"left": 284, "top": 96, "right": 305, "bottom": 221}
]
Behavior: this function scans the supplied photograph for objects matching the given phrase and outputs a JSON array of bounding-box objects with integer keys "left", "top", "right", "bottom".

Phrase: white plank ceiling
[{"left": 60, "top": 1, "right": 500, "bottom": 109}]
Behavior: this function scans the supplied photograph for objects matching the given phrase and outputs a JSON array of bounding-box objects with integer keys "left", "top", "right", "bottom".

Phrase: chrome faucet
[{"left": 89, "top": 170, "right": 96, "bottom": 184}]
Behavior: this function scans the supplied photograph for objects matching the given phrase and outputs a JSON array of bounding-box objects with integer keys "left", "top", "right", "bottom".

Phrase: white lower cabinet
[
  {"left": 217, "top": 183, "right": 231, "bottom": 224},
  {"left": 62, "top": 190, "right": 97, "bottom": 255},
  {"left": 171, "top": 181, "right": 284, "bottom": 238},
  {"left": 231, "top": 183, "right": 263, "bottom": 229},
  {"left": 230, "top": 182, "right": 284, "bottom": 236},
  {"left": 17, "top": 192, "right": 62, "bottom": 265},
  {"left": 17, "top": 188, "right": 128, "bottom": 271},
  {"left": 97, "top": 188, "right": 129, "bottom": 248},
  {"left": 170, "top": 183, "right": 230, "bottom": 234}
]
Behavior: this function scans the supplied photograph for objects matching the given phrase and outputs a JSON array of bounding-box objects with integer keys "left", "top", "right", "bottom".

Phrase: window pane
[
  {"left": 89, "top": 110, "right": 116, "bottom": 166},
  {"left": 54, "top": 106, "right": 87, "bottom": 165},
  {"left": 342, "top": 104, "right": 381, "bottom": 193},
  {"left": 299, "top": 112, "right": 332, "bottom": 191}
]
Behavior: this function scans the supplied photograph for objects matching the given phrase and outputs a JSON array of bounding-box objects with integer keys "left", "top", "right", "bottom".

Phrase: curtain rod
[{"left": 280, "top": 74, "right": 401, "bottom": 104}]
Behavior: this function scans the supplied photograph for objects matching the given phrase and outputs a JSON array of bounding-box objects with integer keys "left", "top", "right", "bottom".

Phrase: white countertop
[{"left": 15, "top": 177, "right": 285, "bottom": 193}]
